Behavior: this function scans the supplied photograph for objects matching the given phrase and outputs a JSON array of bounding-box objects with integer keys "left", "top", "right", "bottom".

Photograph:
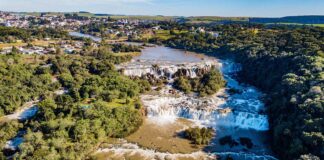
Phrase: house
[
  {"left": 208, "top": 31, "right": 220, "bottom": 38},
  {"left": 5, "top": 21, "right": 11, "bottom": 27},
  {"left": 196, "top": 27, "right": 205, "bottom": 33},
  {"left": 152, "top": 26, "right": 161, "bottom": 30}
]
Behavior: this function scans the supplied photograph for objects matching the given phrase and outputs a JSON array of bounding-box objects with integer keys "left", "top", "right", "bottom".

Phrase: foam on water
[
  {"left": 118, "top": 60, "right": 219, "bottom": 79},
  {"left": 142, "top": 83, "right": 269, "bottom": 131},
  {"left": 96, "top": 142, "right": 276, "bottom": 160},
  {"left": 4, "top": 101, "right": 39, "bottom": 121},
  {"left": 96, "top": 142, "right": 212, "bottom": 160},
  {"left": 214, "top": 152, "right": 277, "bottom": 160},
  {"left": 5, "top": 137, "right": 24, "bottom": 150}
]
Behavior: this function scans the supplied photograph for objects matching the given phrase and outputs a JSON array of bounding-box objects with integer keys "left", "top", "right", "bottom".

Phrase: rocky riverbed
[{"left": 96, "top": 45, "right": 277, "bottom": 160}]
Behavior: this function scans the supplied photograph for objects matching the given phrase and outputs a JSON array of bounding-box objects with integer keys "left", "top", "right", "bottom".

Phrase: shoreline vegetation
[
  {"left": 159, "top": 25, "right": 323, "bottom": 159},
  {"left": 0, "top": 43, "right": 148, "bottom": 159},
  {"left": 174, "top": 68, "right": 226, "bottom": 97}
]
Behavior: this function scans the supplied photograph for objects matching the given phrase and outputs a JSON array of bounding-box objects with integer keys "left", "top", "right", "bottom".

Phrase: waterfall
[
  {"left": 117, "top": 60, "right": 220, "bottom": 79},
  {"left": 119, "top": 58, "right": 270, "bottom": 130},
  {"left": 144, "top": 95, "right": 269, "bottom": 131},
  {"left": 96, "top": 142, "right": 277, "bottom": 160},
  {"left": 96, "top": 142, "right": 212, "bottom": 160},
  {"left": 115, "top": 46, "right": 274, "bottom": 159}
]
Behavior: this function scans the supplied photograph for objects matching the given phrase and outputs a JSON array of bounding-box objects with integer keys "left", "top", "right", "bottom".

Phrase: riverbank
[
  {"left": 0, "top": 101, "right": 38, "bottom": 124},
  {"left": 126, "top": 118, "right": 202, "bottom": 154}
]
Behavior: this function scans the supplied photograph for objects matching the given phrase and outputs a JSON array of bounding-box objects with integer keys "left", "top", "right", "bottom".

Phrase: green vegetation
[
  {"left": 185, "top": 16, "right": 249, "bottom": 24},
  {"left": 174, "top": 68, "right": 226, "bottom": 96},
  {"left": 153, "top": 30, "right": 184, "bottom": 41},
  {"left": 17, "top": 100, "right": 142, "bottom": 159},
  {"left": 111, "top": 43, "right": 141, "bottom": 53},
  {"left": 0, "top": 54, "right": 55, "bottom": 116},
  {"left": 198, "top": 68, "right": 226, "bottom": 96},
  {"left": 265, "top": 23, "right": 324, "bottom": 28},
  {"left": 165, "top": 24, "right": 324, "bottom": 159},
  {"left": 174, "top": 76, "right": 193, "bottom": 94},
  {"left": 0, "top": 47, "right": 148, "bottom": 159},
  {"left": 0, "top": 26, "right": 69, "bottom": 43},
  {"left": 0, "top": 121, "right": 22, "bottom": 157},
  {"left": 0, "top": 26, "right": 30, "bottom": 42},
  {"left": 79, "top": 22, "right": 110, "bottom": 35},
  {"left": 0, "top": 15, "right": 323, "bottom": 159},
  {"left": 184, "top": 127, "right": 214, "bottom": 145}
]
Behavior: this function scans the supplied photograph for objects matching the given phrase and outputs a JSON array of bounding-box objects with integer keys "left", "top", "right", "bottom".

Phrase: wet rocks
[{"left": 117, "top": 60, "right": 219, "bottom": 79}]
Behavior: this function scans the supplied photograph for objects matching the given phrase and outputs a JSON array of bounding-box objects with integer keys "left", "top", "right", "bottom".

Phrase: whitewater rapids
[
  {"left": 119, "top": 59, "right": 269, "bottom": 131},
  {"left": 103, "top": 45, "right": 276, "bottom": 160}
]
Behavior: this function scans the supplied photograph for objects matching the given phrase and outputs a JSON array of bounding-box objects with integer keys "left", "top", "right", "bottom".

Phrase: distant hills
[
  {"left": 249, "top": 15, "right": 324, "bottom": 24},
  {"left": 8, "top": 11, "right": 324, "bottom": 25},
  {"left": 178, "top": 15, "right": 324, "bottom": 26}
]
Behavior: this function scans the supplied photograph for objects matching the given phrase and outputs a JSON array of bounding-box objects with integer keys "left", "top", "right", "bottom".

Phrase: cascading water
[
  {"left": 120, "top": 59, "right": 269, "bottom": 131},
  {"left": 117, "top": 60, "right": 218, "bottom": 79},
  {"left": 142, "top": 80, "right": 269, "bottom": 131},
  {"left": 110, "top": 45, "right": 276, "bottom": 160}
]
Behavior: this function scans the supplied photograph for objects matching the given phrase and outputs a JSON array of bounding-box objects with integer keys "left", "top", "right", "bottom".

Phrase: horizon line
[{"left": 1, "top": 10, "right": 324, "bottom": 18}]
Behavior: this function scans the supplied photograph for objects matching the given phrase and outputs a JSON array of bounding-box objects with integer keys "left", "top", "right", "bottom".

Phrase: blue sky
[{"left": 0, "top": 0, "right": 323, "bottom": 17}]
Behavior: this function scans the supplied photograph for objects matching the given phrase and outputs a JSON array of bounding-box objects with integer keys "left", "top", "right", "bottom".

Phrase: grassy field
[
  {"left": 186, "top": 16, "right": 249, "bottom": 24},
  {"left": 139, "top": 30, "right": 188, "bottom": 41},
  {"left": 112, "top": 52, "right": 141, "bottom": 57},
  {"left": 155, "top": 30, "right": 174, "bottom": 40},
  {"left": 0, "top": 40, "right": 56, "bottom": 49},
  {"left": 313, "top": 24, "right": 324, "bottom": 27},
  {"left": 104, "top": 37, "right": 128, "bottom": 43},
  {"left": 0, "top": 42, "right": 25, "bottom": 48},
  {"left": 81, "top": 97, "right": 139, "bottom": 110}
]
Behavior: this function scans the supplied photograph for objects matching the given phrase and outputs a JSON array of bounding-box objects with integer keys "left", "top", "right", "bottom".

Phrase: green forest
[
  {"left": 164, "top": 24, "right": 324, "bottom": 159},
  {"left": 184, "top": 127, "right": 214, "bottom": 145},
  {"left": 174, "top": 68, "right": 226, "bottom": 97},
  {"left": 0, "top": 26, "right": 69, "bottom": 43},
  {"left": 0, "top": 48, "right": 149, "bottom": 159}
]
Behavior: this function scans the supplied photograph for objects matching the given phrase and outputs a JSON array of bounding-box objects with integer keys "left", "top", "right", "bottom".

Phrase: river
[
  {"left": 1, "top": 87, "right": 68, "bottom": 152},
  {"left": 69, "top": 32, "right": 102, "bottom": 42},
  {"left": 98, "top": 44, "right": 277, "bottom": 160}
]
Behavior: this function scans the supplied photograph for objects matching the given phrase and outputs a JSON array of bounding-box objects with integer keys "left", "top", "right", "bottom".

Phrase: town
[
  {"left": 0, "top": 11, "right": 161, "bottom": 55},
  {"left": 0, "top": 11, "right": 221, "bottom": 56}
]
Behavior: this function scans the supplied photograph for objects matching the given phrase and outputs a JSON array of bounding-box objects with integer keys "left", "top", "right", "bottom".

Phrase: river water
[
  {"left": 37, "top": 31, "right": 276, "bottom": 159},
  {"left": 69, "top": 32, "right": 102, "bottom": 42},
  {"left": 111, "top": 44, "right": 277, "bottom": 160}
]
